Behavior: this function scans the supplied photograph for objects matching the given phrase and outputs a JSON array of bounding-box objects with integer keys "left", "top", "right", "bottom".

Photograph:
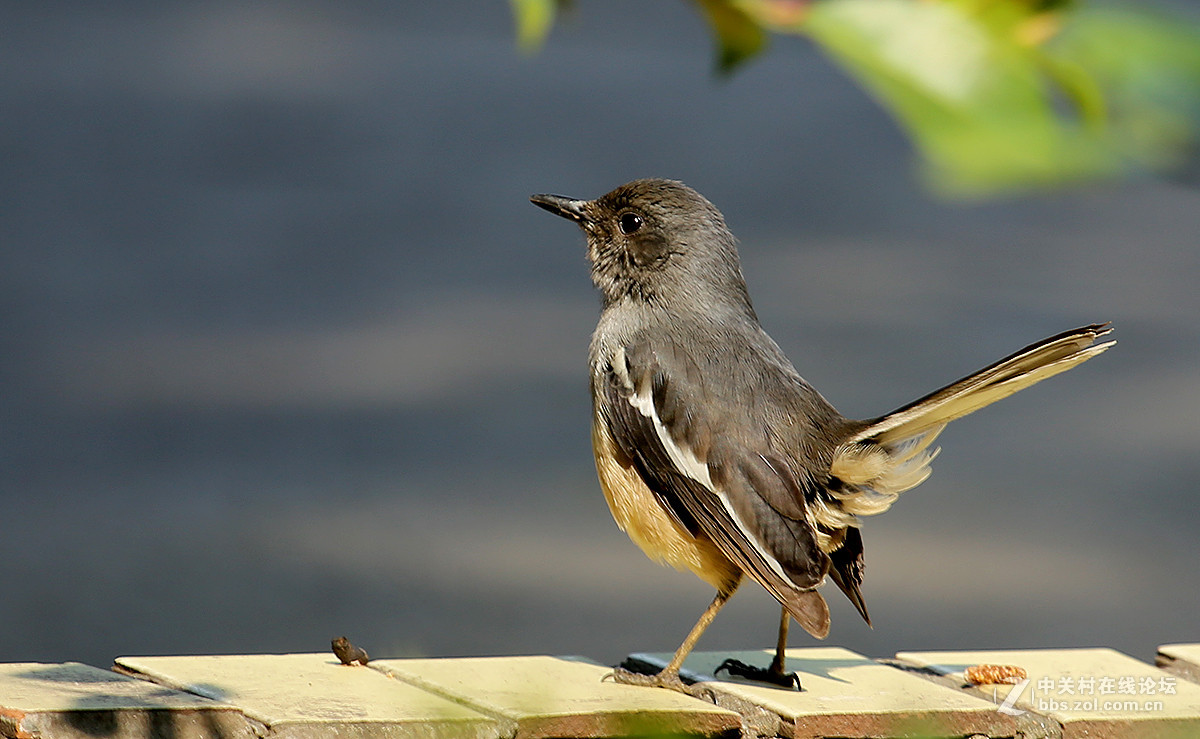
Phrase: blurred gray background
[{"left": 2, "top": 2, "right": 1197, "bottom": 669}]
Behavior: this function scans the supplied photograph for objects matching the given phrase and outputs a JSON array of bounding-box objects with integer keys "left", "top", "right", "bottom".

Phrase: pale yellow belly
[{"left": 591, "top": 417, "right": 740, "bottom": 591}]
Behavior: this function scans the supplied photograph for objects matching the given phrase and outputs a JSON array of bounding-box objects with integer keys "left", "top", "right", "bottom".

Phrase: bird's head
[{"left": 532, "top": 179, "right": 753, "bottom": 315}]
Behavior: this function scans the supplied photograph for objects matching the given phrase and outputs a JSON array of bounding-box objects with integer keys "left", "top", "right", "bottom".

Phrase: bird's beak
[{"left": 530, "top": 193, "right": 588, "bottom": 222}]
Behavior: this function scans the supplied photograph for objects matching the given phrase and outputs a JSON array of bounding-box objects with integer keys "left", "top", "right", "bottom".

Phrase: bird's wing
[{"left": 599, "top": 338, "right": 832, "bottom": 638}]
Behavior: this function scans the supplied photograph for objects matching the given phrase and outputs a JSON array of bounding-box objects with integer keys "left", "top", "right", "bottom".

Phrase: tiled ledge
[{"left": 0, "top": 644, "right": 1196, "bottom": 738}]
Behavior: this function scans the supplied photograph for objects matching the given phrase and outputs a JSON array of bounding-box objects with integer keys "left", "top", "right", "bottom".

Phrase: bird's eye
[{"left": 618, "top": 212, "right": 643, "bottom": 235}]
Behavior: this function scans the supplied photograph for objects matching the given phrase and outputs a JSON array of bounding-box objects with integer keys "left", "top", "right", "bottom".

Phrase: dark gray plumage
[{"left": 531, "top": 178, "right": 1113, "bottom": 692}]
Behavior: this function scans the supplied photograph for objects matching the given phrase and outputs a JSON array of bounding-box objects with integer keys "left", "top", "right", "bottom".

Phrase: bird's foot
[
  {"left": 605, "top": 667, "right": 703, "bottom": 697},
  {"left": 714, "top": 658, "right": 802, "bottom": 691}
]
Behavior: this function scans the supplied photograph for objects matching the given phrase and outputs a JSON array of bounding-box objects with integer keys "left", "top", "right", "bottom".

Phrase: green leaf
[
  {"left": 509, "top": 0, "right": 1200, "bottom": 195},
  {"left": 1048, "top": 4, "right": 1200, "bottom": 172},
  {"left": 805, "top": 0, "right": 1119, "bottom": 195},
  {"left": 511, "top": 0, "right": 559, "bottom": 54},
  {"left": 693, "top": 0, "right": 769, "bottom": 73}
]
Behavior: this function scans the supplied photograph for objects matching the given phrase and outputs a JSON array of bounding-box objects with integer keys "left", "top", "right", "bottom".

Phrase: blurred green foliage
[
  {"left": 510, "top": 0, "right": 564, "bottom": 53},
  {"left": 510, "top": 0, "right": 1200, "bottom": 196}
]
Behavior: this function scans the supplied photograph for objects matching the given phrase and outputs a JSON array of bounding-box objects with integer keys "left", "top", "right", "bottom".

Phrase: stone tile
[
  {"left": 1157, "top": 643, "right": 1200, "bottom": 685},
  {"left": 897, "top": 647, "right": 1200, "bottom": 739},
  {"left": 629, "top": 648, "right": 1014, "bottom": 738},
  {"left": 0, "top": 661, "right": 253, "bottom": 739},
  {"left": 116, "top": 653, "right": 499, "bottom": 739},
  {"left": 372, "top": 654, "right": 741, "bottom": 739}
]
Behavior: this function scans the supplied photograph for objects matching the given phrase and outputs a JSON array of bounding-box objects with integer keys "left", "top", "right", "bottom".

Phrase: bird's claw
[
  {"left": 714, "top": 658, "right": 803, "bottom": 691},
  {"left": 606, "top": 667, "right": 701, "bottom": 696}
]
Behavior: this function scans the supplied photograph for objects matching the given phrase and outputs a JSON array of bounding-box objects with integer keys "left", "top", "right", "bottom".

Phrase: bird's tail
[{"left": 819, "top": 323, "right": 1115, "bottom": 522}]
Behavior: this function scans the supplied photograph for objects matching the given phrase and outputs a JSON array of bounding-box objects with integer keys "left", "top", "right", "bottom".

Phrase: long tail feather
[
  {"left": 819, "top": 324, "right": 1114, "bottom": 524},
  {"left": 815, "top": 323, "right": 1113, "bottom": 622},
  {"left": 850, "top": 323, "right": 1114, "bottom": 446}
]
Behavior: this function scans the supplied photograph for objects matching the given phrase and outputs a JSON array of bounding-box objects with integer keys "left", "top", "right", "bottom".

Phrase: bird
[{"left": 530, "top": 178, "right": 1113, "bottom": 692}]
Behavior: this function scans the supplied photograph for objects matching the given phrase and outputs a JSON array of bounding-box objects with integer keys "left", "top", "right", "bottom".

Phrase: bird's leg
[
  {"left": 769, "top": 606, "right": 789, "bottom": 675},
  {"left": 715, "top": 606, "right": 803, "bottom": 690},
  {"left": 610, "top": 580, "right": 739, "bottom": 694}
]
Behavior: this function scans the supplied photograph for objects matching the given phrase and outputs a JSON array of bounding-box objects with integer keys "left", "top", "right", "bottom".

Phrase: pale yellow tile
[
  {"left": 898, "top": 647, "right": 1200, "bottom": 738},
  {"left": 632, "top": 648, "right": 1013, "bottom": 739},
  {"left": 373, "top": 654, "right": 741, "bottom": 739},
  {"left": 0, "top": 662, "right": 251, "bottom": 738},
  {"left": 1158, "top": 643, "right": 1200, "bottom": 684},
  {"left": 116, "top": 653, "right": 498, "bottom": 738}
]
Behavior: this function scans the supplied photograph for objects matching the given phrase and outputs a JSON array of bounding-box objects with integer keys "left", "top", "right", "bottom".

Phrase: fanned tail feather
[{"left": 825, "top": 324, "right": 1114, "bottom": 521}]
